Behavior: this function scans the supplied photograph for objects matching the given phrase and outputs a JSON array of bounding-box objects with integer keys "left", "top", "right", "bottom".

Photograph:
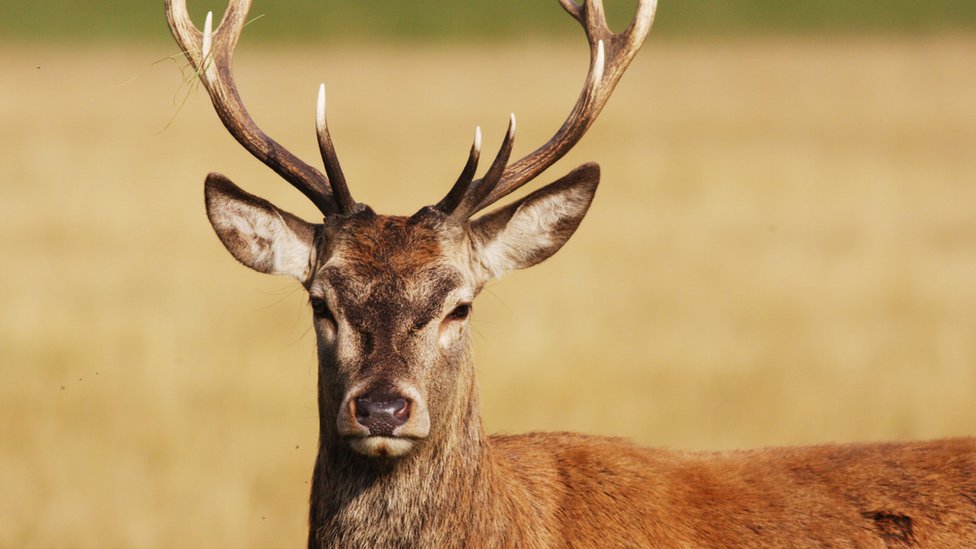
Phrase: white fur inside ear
[
  {"left": 478, "top": 184, "right": 592, "bottom": 279},
  {"left": 210, "top": 200, "right": 312, "bottom": 281}
]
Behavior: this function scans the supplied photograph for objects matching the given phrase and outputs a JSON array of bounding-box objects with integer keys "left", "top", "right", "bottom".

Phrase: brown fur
[
  {"left": 496, "top": 434, "right": 976, "bottom": 548},
  {"left": 325, "top": 213, "right": 447, "bottom": 277},
  {"left": 298, "top": 212, "right": 976, "bottom": 548},
  {"left": 306, "top": 367, "right": 976, "bottom": 548},
  {"left": 179, "top": 3, "right": 976, "bottom": 545},
  {"left": 311, "top": 419, "right": 976, "bottom": 547},
  {"left": 201, "top": 173, "right": 976, "bottom": 548}
]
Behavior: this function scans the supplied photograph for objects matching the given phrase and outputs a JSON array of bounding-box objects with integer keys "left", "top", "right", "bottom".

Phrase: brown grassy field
[{"left": 2, "top": 35, "right": 975, "bottom": 547}]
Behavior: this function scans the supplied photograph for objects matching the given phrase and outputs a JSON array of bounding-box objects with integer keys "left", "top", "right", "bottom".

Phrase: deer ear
[
  {"left": 204, "top": 173, "right": 317, "bottom": 281},
  {"left": 469, "top": 162, "right": 599, "bottom": 281}
]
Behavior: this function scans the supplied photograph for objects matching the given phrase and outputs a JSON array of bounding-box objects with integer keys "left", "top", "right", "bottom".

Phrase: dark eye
[
  {"left": 447, "top": 303, "right": 472, "bottom": 321},
  {"left": 310, "top": 298, "right": 335, "bottom": 322}
]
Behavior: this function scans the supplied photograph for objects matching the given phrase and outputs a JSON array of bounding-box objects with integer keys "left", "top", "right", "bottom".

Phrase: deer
[{"left": 165, "top": 0, "right": 976, "bottom": 547}]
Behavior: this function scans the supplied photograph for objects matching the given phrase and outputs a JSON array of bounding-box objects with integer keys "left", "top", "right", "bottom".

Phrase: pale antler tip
[
  {"left": 474, "top": 126, "right": 483, "bottom": 151},
  {"left": 630, "top": 0, "right": 658, "bottom": 41},
  {"left": 316, "top": 84, "right": 327, "bottom": 130},
  {"left": 509, "top": 112, "right": 517, "bottom": 134},
  {"left": 202, "top": 11, "right": 214, "bottom": 61},
  {"left": 647, "top": 0, "right": 660, "bottom": 16}
]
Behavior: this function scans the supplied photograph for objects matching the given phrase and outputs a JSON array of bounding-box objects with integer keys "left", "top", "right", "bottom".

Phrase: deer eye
[
  {"left": 310, "top": 298, "right": 335, "bottom": 323},
  {"left": 447, "top": 303, "right": 472, "bottom": 321}
]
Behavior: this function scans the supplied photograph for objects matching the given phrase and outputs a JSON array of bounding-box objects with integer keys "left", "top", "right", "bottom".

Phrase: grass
[
  {"left": 4, "top": 0, "right": 976, "bottom": 44},
  {"left": 2, "top": 34, "right": 975, "bottom": 546}
]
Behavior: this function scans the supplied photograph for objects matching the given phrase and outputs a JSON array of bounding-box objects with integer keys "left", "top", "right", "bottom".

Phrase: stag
[{"left": 165, "top": 0, "right": 976, "bottom": 546}]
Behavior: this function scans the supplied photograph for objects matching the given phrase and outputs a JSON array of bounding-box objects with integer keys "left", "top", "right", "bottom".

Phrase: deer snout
[
  {"left": 337, "top": 384, "right": 431, "bottom": 458},
  {"left": 354, "top": 394, "right": 410, "bottom": 436}
]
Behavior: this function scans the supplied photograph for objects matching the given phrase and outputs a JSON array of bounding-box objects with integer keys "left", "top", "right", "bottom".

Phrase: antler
[
  {"left": 165, "top": 0, "right": 355, "bottom": 215},
  {"left": 436, "top": 115, "right": 517, "bottom": 221},
  {"left": 440, "top": 0, "right": 657, "bottom": 217}
]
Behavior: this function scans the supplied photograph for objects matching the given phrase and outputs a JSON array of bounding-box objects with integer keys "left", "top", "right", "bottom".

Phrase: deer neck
[{"left": 308, "top": 350, "right": 497, "bottom": 547}]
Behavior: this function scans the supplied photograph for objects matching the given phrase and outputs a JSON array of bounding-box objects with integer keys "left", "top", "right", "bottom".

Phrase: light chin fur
[{"left": 348, "top": 437, "right": 415, "bottom": 458}]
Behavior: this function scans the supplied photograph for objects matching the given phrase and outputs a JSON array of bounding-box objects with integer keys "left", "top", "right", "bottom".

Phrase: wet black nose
[{"left": 354, "top": 394, "right": 410, "bottom": 436}]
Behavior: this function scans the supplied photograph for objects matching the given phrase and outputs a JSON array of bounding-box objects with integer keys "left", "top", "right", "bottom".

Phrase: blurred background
[{"left": 2, "top": 0, "right": 975, "bottom": 547}]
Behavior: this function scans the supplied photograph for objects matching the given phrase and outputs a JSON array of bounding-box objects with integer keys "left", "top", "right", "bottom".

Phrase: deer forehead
[
  {"left": 313, "top": 215, "right": 474, "bottom": 318},
  {"left": 327, "top": 215, "right": 450, "bottom": 272}
]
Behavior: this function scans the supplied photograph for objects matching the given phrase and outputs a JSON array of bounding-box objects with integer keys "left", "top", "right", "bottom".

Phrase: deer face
[
  {"left": 309, "top": 213, "right": 477, "bottom": 459},
  {"left": 203, "top": 164, "right": 599, "bottom": 459},
  {"left": 166, "top": 0, "right": 652, "bottom": 462}
]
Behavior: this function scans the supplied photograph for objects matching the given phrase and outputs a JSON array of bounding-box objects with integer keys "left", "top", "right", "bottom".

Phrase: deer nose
[{"left": 354, "top": 394, "right": 410, "bottom": 436}]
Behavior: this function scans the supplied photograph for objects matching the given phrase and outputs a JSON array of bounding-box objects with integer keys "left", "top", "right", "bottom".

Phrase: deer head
[{"left": 166, "top": 0, "right": 656, "bottom": 459}]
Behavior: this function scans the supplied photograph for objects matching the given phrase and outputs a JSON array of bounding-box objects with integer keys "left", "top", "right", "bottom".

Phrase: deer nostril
[
  {"left": 354, "top": 394, "right": 410, "bottom": 435},
  {"left": 391, "top": 399, "right": 409, "bottom": 419}
]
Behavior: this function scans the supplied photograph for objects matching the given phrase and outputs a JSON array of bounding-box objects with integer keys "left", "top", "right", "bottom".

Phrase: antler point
[
  {"left": 316, "top": 84, "right": 327, "bottom": 130},
  {"left": 202, "top": 11, "right": 214, "bottom": 63}
]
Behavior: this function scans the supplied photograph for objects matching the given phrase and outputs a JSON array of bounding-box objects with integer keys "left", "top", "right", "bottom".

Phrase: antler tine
[
  {"left": 316, "top": 84, "right": 356, "bottom": 214},
  {"left": 557, "top": 0, "right": 584, "bottom": 21},
  {"left": 435, "top": 127, "right": 483, "bottom": 214},
  {"left": 164, "top": 0, "right": 339, "bottom": 216},
  {"left": 473, "top": 0, "right": 658, "bottom": 213},
  {"left": 450, "top": 114, "right": 517, "bottom": 221}
]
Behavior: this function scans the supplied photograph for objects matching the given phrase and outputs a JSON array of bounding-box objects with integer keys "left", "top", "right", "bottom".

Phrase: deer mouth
[{"left": 348, "top": 436, "right": 417, "bottom": 458}]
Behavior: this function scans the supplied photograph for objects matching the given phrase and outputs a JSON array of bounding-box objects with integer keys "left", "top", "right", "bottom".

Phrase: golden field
[{"left": 2, "top": 36, "right": 975, "bottom": 546}]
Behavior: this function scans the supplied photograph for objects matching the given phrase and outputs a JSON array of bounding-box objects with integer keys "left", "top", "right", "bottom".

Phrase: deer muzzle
[{"left": 337, "top": 384, "right": 430, "bottom": 458}]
